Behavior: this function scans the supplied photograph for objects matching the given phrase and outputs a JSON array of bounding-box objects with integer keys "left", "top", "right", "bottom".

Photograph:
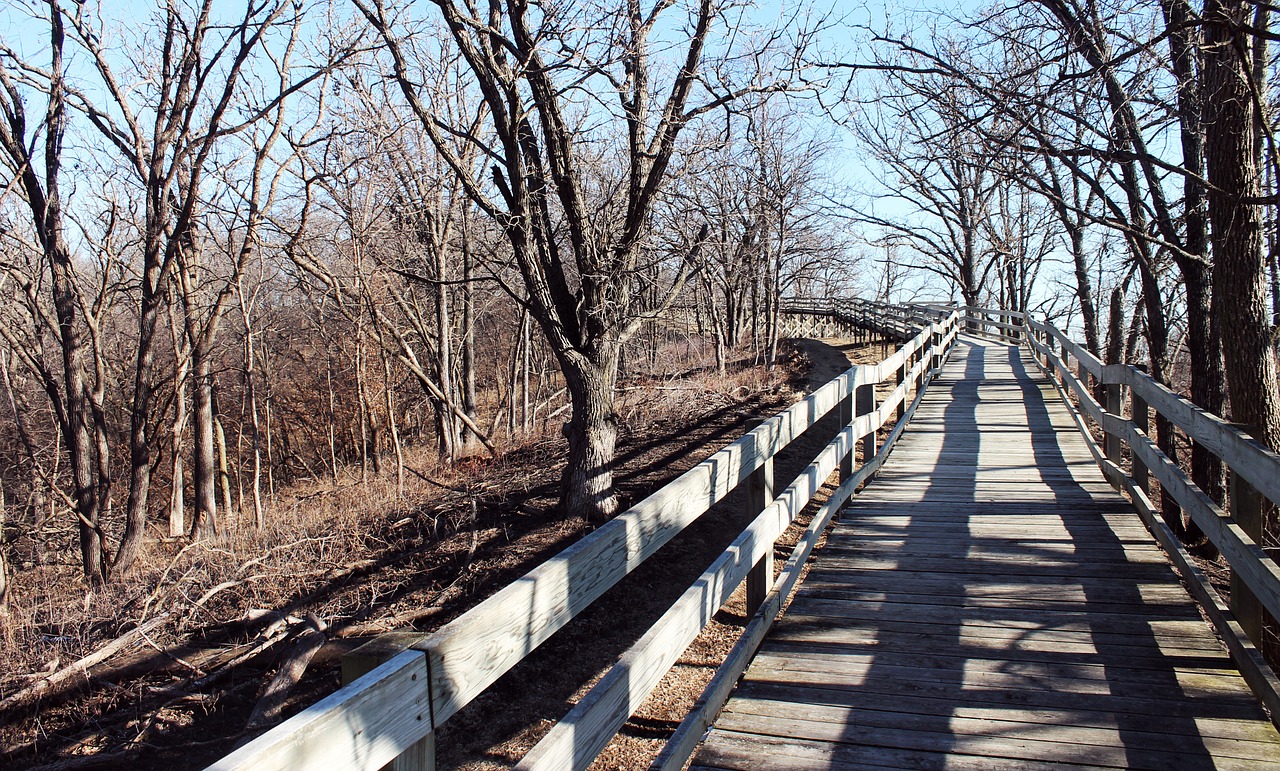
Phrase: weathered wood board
[{"left": 691, "top": 336, "right": 1280, "bottom": 769}]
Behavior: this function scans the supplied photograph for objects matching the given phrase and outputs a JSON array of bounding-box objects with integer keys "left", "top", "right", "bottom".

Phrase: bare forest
[{"left": 2, "top": 0, "right": 1280, "bottom": 768}]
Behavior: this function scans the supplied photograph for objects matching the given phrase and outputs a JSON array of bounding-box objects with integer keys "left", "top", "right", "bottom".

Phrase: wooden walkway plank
[{"left": 691, "top": 336, "right": 1280, "bottom": 769}]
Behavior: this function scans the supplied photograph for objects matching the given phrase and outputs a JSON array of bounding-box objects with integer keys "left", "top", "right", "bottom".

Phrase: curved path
[{"left": 691, "top": 336, "right": 1280, "bottom": 769}]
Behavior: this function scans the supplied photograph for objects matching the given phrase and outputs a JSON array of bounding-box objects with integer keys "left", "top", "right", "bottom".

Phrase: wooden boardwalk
[{"left": 691, "top": 337, "right": 1280, "bottom": 770}]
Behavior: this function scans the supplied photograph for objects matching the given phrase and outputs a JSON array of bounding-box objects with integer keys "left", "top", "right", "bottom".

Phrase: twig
[
  {"left": 404, "top": 464, "right": 469, "bottom": 494},
  {"left": 136, "top": 627, "right": 205, "bottom": 677},
  {"left": 188, "top": 627, "right": 292, "bottom": 691}
]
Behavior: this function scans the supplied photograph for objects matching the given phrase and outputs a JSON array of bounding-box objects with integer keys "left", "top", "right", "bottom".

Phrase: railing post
[
  {"left": 342, "top": 633, "right": 435, "bottom": 771},
  {"left": 896, "top": 357, "right": 906, "bottom": 421},
  {"left": 1103, "top": 369, "right": 1123, "bottom": 469},
  {"left": 1228, "top": 425, "right": 1277, "bottom": 657},
  {"left": 745, "top": 457, "right": 775, "bottom": 616},
  {"left": 930, "top": 326, "right": 942, "bottom": 374},
  {"left": 856, "top": 379, "right": 876, "bottom": 466},
  {"left": 1130, "top": 365, "right": 1149, "bottom": 496},
  {"left": 839, "top": 372, "right": 854, "bottom": 481}
]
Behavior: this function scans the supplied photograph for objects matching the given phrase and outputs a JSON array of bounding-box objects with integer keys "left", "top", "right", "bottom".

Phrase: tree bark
[
  {"left": 189, "top": 354, "right": 218, "bottom": 538},
  {"left": 1163, "top": 0, "right": 1227, "bottom": 531},
  {"left": 1068, "top": 222, "right": 1101, "bottom": 355},
  {"left": 1204, "top": 0, "right": 1280, "bottom": 458},
  {"left": 241, "top": 300, "right": 265, "bottom": 528},
  {"left": 560, "top": 349, "right": 621, "bottom": 524},
  {"left": 461, "top": 227, "right": 478, "bottom": 452},
  {"left": 1, "top": 486, "right": 10, "bottom": 617}
]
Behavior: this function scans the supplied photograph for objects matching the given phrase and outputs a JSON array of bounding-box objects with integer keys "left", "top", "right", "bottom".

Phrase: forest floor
[{"left": 0, "top": 335, "right": 886, "bottom": 771}]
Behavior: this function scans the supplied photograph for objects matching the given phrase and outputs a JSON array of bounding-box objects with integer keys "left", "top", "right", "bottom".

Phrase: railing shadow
[
  {"left": 696, "top": 335, "right": 1242, "bottom": 768},
  {"left": 701, "top": 338, "right": 983, "bottom": 767},
  {"left": 1008, "top": 343, "right": 1219, "bottom": 767}
]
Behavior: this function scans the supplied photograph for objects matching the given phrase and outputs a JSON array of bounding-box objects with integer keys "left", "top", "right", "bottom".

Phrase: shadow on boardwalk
[{"left": 691, "top": 337, "right": 1279, "bottom": 770}]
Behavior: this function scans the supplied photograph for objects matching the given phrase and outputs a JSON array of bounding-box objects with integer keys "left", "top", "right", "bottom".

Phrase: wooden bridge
[{"left": 210, "top": 303, "right": 1280, "bottom": 770}]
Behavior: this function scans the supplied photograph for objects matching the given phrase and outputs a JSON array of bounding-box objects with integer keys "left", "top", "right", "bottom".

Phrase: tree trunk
[
  {"left": 560, "top": 350, "right": 620, "bottom": 524},
  {"left": 435, "top": 252, "right": 456, "bottom": 461},
  {"left": 215, "top": 413, "right": 232, "bottom": 525},
  {"left": 1204, "top": 0, "right": 1280, "bottom": 458},
  {"left": 167, "top": 303, "right": 190, "bottom": 538},
  {"left": 1270, "top": 243, "right": 1280, "bottom": 333},
  {"left": 189, "top": 355, "right": 218, "bottom": 539},
  {"left": 522, "top": 310, "right": 531, "bottom": 433},
  {"left": 1164, "top": 0, "right": 1227, "bottom": 538},
  {"left": 325, "top": 349, "right": 338, "bottom": 478},
  {"left": 461, "top": 236, "right": 478, "bottom": 452},
  {"left": 382, "top": 353, "right": 404, "bottom": 495},
  {"left": 244, "top": 323, "right": 265, "bottom": 529},
  {"left": 355, "top": 326, "right": 372, "bottom": 479},
  {"left": 1105, "top": 287, "right": 1124, "bottom": 367},
  {"left": 1, "top": 4, "right": 107, "bottom": 583},
  {"left": 57, "top": 262, "right": 106, "bottom": 583},
  {"left": 1183, "top": 261, "right": 1225, "bottom": 544},
  {"left": 114, "top": 239, "right": 165, "bottom": 575},
  {"left": 1136, "top": 254, "right": 1184, "bottom": 533},
  {"left": 170, "top": 400, "right": 186, "bottom": 538}
]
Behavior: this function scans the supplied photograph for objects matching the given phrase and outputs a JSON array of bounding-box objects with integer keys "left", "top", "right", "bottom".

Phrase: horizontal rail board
[
  {"left": 1027, "top": 317, "right": 1103, "bottom": 379},
  {"left": 209, "top": 301, "right": 953, "bottom": 771},
  {"left": 1123, "top": 423, "right": 1280, "bottom": 623},
  {"left": 207, "top": 650, "right": 429, "bottom": 771},
  {"left": 1023, "top": 308, "right": 1280, "bottom": 730},
  {"left": 653, "top": 345, "right": 940, "bottom": 771},
  {"left": 1113, "top": 367, "right": 1280, "bottom": 507},
  {"left": 964, "top": 306, "right": 1026, "bottom": 320},
  {"left": 518, "top": 427, "right": 858, "bottom": 770},
  {"left": 1029, "top": 326, "right": 1280, "bottom": 624},
  {"left": 518, "top": 312, "right": 959, "bottom": 769}
]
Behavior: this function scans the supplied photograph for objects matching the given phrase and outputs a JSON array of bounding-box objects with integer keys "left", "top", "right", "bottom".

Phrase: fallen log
[
  {"left": 0, "top": 613, "right": 170, "bottom": 718},
  {"left": 244, "top": 613, "right": 327, "bottom": 730}
]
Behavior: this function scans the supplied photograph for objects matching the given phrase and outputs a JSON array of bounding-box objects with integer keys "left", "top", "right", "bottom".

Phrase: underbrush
[{"left": 0, "top": 346, "right": 801, "bottom": 770}]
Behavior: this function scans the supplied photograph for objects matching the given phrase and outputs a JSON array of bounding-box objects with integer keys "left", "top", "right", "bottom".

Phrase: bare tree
[
  {"left": 0, "top": 7, "right": 109, "bottom": 583},
  {"left": 55, "top": 0, "right": 354, "bottom": 565},
  {"left": 357, "top": 0, "right": 812, "bottom": 521},
  {"left": 843, "top": 68, "right": 1002, "bottom": 309}
]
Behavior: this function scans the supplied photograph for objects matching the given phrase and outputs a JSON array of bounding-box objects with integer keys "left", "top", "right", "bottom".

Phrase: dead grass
[{"left": 0, "top": 336, "right": 849, "bottom": 771}]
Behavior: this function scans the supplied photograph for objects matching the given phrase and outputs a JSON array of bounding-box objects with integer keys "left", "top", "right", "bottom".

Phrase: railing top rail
[
  {"left": 1020, "top": 316, "right": 1280, "bottom": 726},
  {"left": 1024, "top": 316, "right": 1104, "bottom": 378}
]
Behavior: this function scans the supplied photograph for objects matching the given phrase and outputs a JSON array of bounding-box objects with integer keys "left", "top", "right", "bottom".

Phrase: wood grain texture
[
  {"left": 655, "top": 336, "right": 943, "bottom": 771},
  {"left": 691, "top": 336, "right": 1280, "bottom": 770},
  {"left": 206, "top": 650, "right": 430, "bottom": 771}
]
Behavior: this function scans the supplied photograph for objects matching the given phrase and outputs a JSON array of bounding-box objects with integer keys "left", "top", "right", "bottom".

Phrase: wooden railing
[
  {"left": 779, "top": 297, "right": 946, "bottom": 341},
  {"left": 207, "top": 310, "right": 962, "bottom": 771},
  {"left": 964, "top": 306, "right": 1280, "bottom": 722}
]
